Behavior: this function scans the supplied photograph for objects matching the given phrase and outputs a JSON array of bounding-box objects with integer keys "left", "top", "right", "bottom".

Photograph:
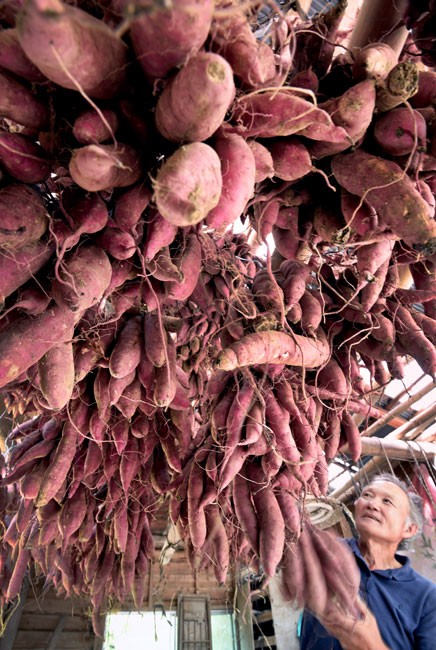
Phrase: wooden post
[{"left": 0, "top": 577, "right": 30, "bottom": 650}]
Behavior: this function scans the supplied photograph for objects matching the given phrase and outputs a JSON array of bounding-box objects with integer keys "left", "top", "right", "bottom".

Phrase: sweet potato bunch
[{"left": 0, "top": 0, "right": 435, "bottom": 634}]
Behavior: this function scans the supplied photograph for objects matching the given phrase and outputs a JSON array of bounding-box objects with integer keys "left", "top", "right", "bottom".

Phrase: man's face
[{"left": 354, "top": 480, "right": 417, "bottom": 546}]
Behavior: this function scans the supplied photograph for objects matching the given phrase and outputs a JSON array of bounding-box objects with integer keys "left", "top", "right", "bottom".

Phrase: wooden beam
[
  {"left": 46, "top": 615, "right": 67, "bottom": 650},
  {"left": 0, "top": 577, "right": 30, "bottom": 650},
  {"left": 360, "top": 437, "right": 436, "bottom": 461}
]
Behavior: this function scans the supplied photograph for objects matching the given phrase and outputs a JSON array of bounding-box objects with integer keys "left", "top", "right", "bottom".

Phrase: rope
[{"left": 305, "top": 495, "right": 356, "bottom": 531}]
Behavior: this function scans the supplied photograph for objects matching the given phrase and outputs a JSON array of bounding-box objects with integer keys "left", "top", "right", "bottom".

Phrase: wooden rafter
[{"left": 46, "top": 615, "right": 67, "bottom": 650}]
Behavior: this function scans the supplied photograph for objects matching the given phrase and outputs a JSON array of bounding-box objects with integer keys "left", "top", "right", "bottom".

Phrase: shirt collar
[{"left": 347, "top": 537, "right": 415, "bottom": 581}]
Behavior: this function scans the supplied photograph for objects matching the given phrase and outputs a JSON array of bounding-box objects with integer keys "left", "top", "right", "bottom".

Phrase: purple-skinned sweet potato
[
  {"left": 52, "top": 244, "right": 112, "bottom": 312},
  {"left": 247, "top": 140, "right": 274, "bottom": 183},
  {"left": 117, "top": 0, "right": 214, "bottom": 81},
  {"left": 69, "top": 143, "right": 142, "bottom": 192},
  {"left": 373, "top": 107, "right": 427, "bottom": 156},
  {"left": 0, "top": 131, "right": 51, "bottom": 183},
  {"left": 206, "top": 132, "right": 255, "bottom": 230},
  {"left": 310, "top": 79, "right": 376, "bottom": 158},
  {"left": 0, "top": 304, "right": 76, "bottom": 388},
  {"left": 153, "top": 142, "right": 222, "bottom": 227},
  {"left": 155, "top": 52, "right": 235, "bottom": 143},
  {"left": 0, "top": 184, "right": 48, "bottom": 250},
  {"left": 0, "top": 69, "right": 48, "bottom": 129},
  {"left": 0, "top": 28, "right": 46, "bottom": 82},
  {"left": 270, "top": 137, "right": 312, "bottom": 181},
  {"left": 0, "top": 240, "right": 54, "bottom": 305},
  {"left": 210, "top": 12, "right": 276, "bottom": 89},
  {"left": 229, "top": 89, "right": 348, "bottom": 141},
  {"left": 17, "top": 0, "right": 128, "bottom": 99},
  {"left": 72, "top": 108, "right": 120, "bottom": 144},
  {"left": 331, "top": 149, "right": 436, "bottom": 246}
]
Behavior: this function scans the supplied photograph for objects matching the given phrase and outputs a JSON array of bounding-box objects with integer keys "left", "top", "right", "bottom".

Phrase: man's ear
[{"left": 402, "top": 521, "right": 418, "bottom": 540}]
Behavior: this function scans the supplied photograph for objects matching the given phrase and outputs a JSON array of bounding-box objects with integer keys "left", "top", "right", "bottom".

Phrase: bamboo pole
[
  {"left": 384, "top": 371, "right": 427, "bottom": 410},
  {"left": 360, "top": 437, "right": 436, "bottom": 462},
  {"left": 331, "top": 402, "right": 436, "bottom": 499},
  {"left": 339, "top": 381, "right": 435, "bottom": 457},
  {"left": 387, "top": 403, "right": 436, "bottom": 441},
  {"left": 363, "top": 381, "right": 436, "bottom": 438}
]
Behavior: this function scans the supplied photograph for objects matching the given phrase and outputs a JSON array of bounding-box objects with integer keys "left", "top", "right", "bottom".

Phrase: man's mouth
[{"left": 362, "top": 513, "right": 380, "bottom": 523}]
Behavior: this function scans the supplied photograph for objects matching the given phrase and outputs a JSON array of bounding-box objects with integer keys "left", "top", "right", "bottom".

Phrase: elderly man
[{"left": 299, "top": 473, "right": 436, "bottom": 650}]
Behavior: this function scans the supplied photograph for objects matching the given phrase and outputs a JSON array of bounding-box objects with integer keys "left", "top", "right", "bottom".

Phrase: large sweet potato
[{"left": 331, "top": 149, "right": 436, "bottom": 246}]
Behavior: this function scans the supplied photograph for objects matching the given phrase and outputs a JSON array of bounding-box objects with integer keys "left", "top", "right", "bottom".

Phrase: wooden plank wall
[
  {"left": 124, "top": 547, "right": 235, "bottom": 613},
  {"left": 11, "top": 585, "right": 97, "bottom": 650},
  {"left": 6, "top": 547, "right": 234, "bottom": 650}
]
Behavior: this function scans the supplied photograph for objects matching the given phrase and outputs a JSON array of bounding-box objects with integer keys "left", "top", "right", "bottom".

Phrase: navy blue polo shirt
[{"left": 299, "top": 537, "right": 436, "bottom": 650}]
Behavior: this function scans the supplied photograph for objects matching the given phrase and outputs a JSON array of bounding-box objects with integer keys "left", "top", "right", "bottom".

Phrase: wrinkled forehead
[{"left": 362, "top": 480, "right": 411, "bottom": 509}]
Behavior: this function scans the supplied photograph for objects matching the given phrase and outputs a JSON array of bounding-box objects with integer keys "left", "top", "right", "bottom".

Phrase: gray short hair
[{"left": 361, "top": 473, "right": 423, "bottom": 550}]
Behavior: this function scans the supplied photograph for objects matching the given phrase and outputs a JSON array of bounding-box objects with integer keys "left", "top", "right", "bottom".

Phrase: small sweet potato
[
  {"left": 58, "top": 188, "right": 109, "bottom": 252},
  {"left": 0, "top": 184, "right": 48, "bottom": 250},
  {"left": 72, "top": 108, "right": 120, "bottom": 144},
  {"left": 155, "top": 51, "right": 235, "bottom": 143},
  {"left": 206, "top": 132, "right": 256, "bottom": 230},
  {"left": 113, "top": 183, "right": 150, "bottom": 233},
  {"left": 0, "top": 131, "right": 51, "bottom": 183},
  {"left": 38, "top": 340, "right": 75, "bottom": 410},
  {"left": 247, "top": 140, "right": 274, "bottom": 183},
  {"left": 167, "top": 232, "right": 202, "bottom": 301},
  {"left": 69, "top": 143, "right": 142, "bottom": 192},
  {"left": 0, "top": 69, "right": 49, "bottom": 129},
  {"left": 143, "top": 209, "right": 178, "bottom": 262},
  {"left": 153, "top": 143, "right": 222, "bottom": 227},
  {"left": 52, "top": 244, "right": 112, "bottom": 313},
  {"left": 109, "top": 316, "right": 143, "bottom": 379},
  {"left": 0, "top": 240, "right": 54, "bottom": 305},
  {"left": 210, "top": 13, "right": 276, "bottom": 89},
  {"left": 373, "top": 107, "right": 427, "bottom": 156},
  {"left": 97, "top": 223, "right": 137, "bottom": 260},
  {"left": 124, "top": 0, "right": 214, "bottom": 81},
  {"left": 310, "top": 79, "right": 376, "bottom": 158},
  {"left": 270, "top": 137, "right": 312, "bottom": 181}
]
